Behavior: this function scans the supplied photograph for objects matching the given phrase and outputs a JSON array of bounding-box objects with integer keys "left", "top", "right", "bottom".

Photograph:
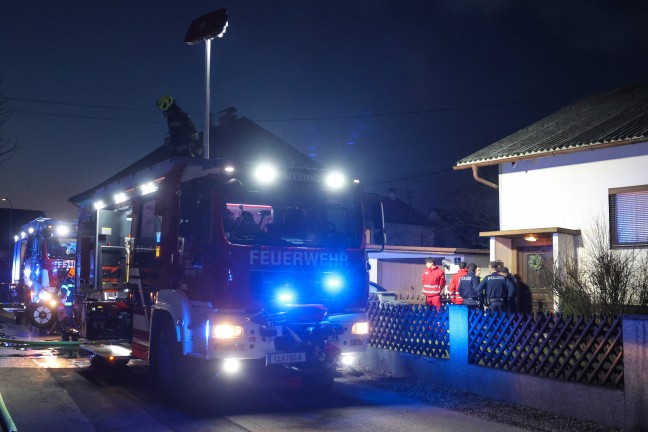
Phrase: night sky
[{"left": 1, "top": 1, "right": 647, "bottom": 222}]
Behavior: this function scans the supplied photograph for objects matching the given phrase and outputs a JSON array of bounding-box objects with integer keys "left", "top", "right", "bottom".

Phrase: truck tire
[
  {"left": 149, "top": 316, "right": 185, "bottom": 395},
  {"left": 27, "top": 303, "right": 57, "bottom": 329}
]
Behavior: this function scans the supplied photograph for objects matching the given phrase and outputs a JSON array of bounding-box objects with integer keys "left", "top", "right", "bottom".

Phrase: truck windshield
[
  {"left": 223, "top": 184, "right": 363, "bottom": 248},
  {"left": 45, "top": 237, "right": 77, "bottom": 260}
]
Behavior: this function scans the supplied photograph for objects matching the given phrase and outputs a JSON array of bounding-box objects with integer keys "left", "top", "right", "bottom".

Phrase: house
[
  {"left": 455, "top": 84, "right": 648, "bottom": 313},
  {"left": 380, "top": 191, "right": 435, "bottom": 247},
  {"left": 368, "top": 192, "right": 489, "bottom": 302}
]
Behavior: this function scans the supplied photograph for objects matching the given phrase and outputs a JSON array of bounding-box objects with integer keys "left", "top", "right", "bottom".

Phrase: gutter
[{"left": 472, "top": 166, "right": 498, "bottom": 190}]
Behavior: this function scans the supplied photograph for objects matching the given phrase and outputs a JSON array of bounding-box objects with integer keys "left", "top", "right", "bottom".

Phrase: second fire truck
[{"left": 10, "top": 218, "right": 76, "bottom": 328}]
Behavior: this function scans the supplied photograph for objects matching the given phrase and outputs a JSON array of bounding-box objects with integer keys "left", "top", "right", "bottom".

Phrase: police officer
[
  {"left": 156, "top": 95, "right": 202, "bottom": 157},
  {"left": 478, "top": 263, "right": 516, "bottom": 313},
  {"left": 458, "top": 263, "right": 482, "bottom": 310},
  {"left": 500, "top": 267, "right": 518, "bottom": 313}
]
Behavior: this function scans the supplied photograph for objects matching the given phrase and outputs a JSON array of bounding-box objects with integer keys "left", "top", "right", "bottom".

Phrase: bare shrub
[{"left": 543, "top": 218, "right": 648, "bottom": 315}]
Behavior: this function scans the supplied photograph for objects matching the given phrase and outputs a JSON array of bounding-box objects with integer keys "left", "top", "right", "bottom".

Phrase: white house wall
[{"left": 499, "top": 141, "right": 648, "bottom": 236}]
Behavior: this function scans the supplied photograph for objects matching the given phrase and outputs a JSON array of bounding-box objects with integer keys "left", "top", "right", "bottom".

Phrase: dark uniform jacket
[
  {"left": 478, "top": 272, "right": 516, "bottom": 305},
  {"left": 458, "top": 271, "right": 481, "bottom": 306},
  {"left": 165, "top": 103, "right": 201, "bottom": 156}
]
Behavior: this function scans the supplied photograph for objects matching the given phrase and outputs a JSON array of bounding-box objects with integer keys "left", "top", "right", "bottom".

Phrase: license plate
[{"left": 267, "top": 352, "right": 306, "bottom": 365}]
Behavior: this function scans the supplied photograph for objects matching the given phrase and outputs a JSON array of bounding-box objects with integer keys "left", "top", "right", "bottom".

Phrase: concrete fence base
[{"left": 359, "top": 306, "right": 648, "bottom": 431}]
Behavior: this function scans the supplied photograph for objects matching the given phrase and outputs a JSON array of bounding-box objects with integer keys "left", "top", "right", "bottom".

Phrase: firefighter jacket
[
  {"left": 422, "top": 265, "right": 446, "bottom": 296},
  {"left": 447, "top": 268, "right": 468, "bottom": 304},
  {"left": 478, "top": 272, "right": 516, "bottom": 305},
  {"left": 458, "top": 271, "right": 482, "bottom": 306}
]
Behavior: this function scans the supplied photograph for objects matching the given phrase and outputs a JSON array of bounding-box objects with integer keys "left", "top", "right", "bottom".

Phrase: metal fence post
[
  {"left": 622, "top": 314, "right": 648, "bottom": 431},
  {"left": 448, "top": 305, "right": 468, "bottom": 366}
]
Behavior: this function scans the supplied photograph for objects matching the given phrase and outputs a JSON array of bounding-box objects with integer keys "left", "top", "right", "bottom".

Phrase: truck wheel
[
  {"left": 150, "top": 317, "right": 184, "bottom": 394},
  {"left": 27, "top": 303, "right": 57, "bottom": 329},
  {"left": 302, "top": 368, "right": 335, "bottom": 393}
]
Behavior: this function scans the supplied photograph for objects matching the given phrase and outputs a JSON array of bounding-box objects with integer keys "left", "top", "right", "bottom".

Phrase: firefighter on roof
[{"left": 156, "top": 95, "right": 202, "bottom": 157}]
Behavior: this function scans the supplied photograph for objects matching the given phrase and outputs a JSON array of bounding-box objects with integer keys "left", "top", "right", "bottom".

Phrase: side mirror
[
  {"left": 223, "top": 178, "right": 242, "bottom": 199},
  {"left": 363, "top": 193, "right": 386, "bottom": 251}
]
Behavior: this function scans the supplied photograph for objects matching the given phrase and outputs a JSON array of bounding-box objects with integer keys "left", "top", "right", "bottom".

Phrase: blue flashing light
[
  {"left": 324, "top": 275, "right": 344, "bottom": 293},
  {"left": 278, "top": 291, "right": 294, "bottom": 303},
  {"left": 205, "top": 320, "right": 211, "bottom": 340}
]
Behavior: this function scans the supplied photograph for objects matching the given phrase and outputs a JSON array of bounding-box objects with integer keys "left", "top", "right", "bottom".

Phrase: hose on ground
[{"left": 0, "top": 337, "right": 81, "bottom": 347}]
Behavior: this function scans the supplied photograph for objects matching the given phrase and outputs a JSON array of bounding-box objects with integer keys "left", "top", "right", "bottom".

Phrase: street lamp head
[{"left": 184, "top": 8, "right": 228, "bottom": 44}]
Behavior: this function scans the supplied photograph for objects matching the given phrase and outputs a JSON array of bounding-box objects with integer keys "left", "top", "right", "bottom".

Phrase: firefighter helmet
[{"left": 156, "top": 95, "right": 175, "bottom": 112}]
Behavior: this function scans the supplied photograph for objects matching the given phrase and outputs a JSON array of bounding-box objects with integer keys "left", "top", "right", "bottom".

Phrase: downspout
[{"left": 472, "top": 165, "right": 498, "bottom": 190}]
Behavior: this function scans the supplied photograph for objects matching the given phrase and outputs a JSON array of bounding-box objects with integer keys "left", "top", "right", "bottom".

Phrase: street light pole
[
  {"left": 184, "top": 8, "right": 229, "bottom": 161},
  {"left": 204, "top": 37, "right": 212, "bottom": 160}
]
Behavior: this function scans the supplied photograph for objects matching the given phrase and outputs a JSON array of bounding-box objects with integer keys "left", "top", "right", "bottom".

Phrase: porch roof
[{"left": 480, "top": 227, "right": 581, "bottom": 239}]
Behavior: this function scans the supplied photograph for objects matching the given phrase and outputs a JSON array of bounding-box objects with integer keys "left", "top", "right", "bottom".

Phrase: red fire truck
[
  {"left": 10, "top": 218, "right": 76, "bottom": 328},
  {"left": 69, "top": 115, "right": 385, "bottom": 392}
]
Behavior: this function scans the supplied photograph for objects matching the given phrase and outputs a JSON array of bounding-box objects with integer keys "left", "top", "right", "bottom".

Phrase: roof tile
[{"left": 456, "top": 84, "right": 648, "bottom": 167}]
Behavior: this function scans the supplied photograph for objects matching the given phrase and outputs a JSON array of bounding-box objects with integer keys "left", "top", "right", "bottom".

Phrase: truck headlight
[
  {"left": 213, "top": 324, "right": 244, "bottom": 339},
  {"left": 351, "top": 322, "right": 369, "bottom": 335},
  {"left": 222, "top": 358, "right": 241, "bottom": 374},
  {"left": 39, "top": 291, "right": 52, "bottom": 301}
]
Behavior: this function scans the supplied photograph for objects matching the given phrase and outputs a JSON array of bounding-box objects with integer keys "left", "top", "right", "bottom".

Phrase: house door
[{"left": 517, "top": 246, "right": 553, "bottom": 313}]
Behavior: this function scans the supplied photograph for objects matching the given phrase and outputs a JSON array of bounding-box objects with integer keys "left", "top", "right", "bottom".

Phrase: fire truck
[
  {"left": 69, "top": 113, "right": 385, "bottom": 392},
  {"left": 10, "top": 218, "right": 77, "bottom": 328}
]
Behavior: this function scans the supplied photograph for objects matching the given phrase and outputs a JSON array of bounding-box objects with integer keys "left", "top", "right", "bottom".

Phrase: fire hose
[
  {"left": 0, "top": 391, "right": 17, "bottom": 432},
  {"left": 0, "top": 337, "right": 82, "bottom": 347}
]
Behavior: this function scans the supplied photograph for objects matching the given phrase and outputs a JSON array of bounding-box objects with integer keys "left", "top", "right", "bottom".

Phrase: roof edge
[
  {"left": 368, "top": 245, "right": 489, "bottom": 255},
  {"left": 454, "top": 137, "right": 646, "bottom": 170}
]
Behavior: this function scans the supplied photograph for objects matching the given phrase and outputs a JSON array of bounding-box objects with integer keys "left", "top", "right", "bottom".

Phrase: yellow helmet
[{"left": 156, "top": 95, "right": 175, "bottom": 111}]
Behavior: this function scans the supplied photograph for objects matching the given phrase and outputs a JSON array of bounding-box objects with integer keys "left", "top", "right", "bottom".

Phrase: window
[{"left": 609, "top": 185, "right": 648, "bottom": 248}]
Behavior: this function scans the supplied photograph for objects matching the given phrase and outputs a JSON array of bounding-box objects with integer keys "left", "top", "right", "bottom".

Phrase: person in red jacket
[
  {"left": 421, "top": 257, "right": 446, "bottom": 311},
  {"left": 447, "top": 261, "right": 469, "bottom": 305}
]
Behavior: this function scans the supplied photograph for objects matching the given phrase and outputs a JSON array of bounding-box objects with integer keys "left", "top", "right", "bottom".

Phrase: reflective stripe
[{"left": 423, "top": 286, "right": 441, "bottom": 295}]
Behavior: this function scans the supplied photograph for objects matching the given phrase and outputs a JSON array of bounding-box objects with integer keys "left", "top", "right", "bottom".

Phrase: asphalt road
[{"left": 0, "top": 314, "right": 532, "bottom": 432}]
